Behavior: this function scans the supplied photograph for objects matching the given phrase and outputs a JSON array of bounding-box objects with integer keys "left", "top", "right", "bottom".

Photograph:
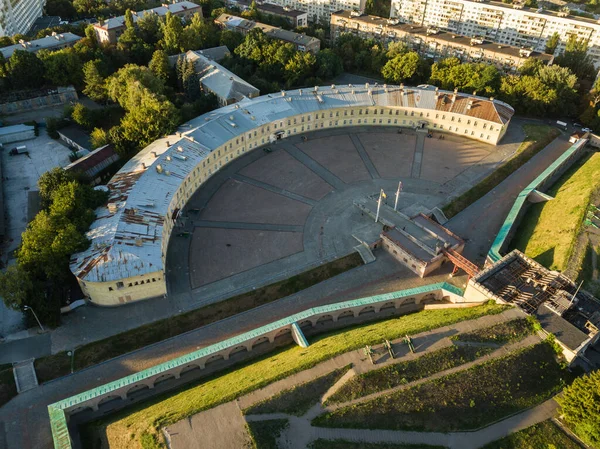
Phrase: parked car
[
  {"left": 582, "top": 127, "right": 592, "bottom": 133},
  {"left": 573, "top": 122, "right": 582, "bottom": 128}
]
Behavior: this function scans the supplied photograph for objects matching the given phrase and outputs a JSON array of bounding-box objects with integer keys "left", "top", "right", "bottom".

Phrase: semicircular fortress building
[{"left": 70, "top": 84, "right": 514, "bottom": 306}]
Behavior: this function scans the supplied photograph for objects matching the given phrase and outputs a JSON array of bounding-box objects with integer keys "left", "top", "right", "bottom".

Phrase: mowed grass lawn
[
  {"left": 481, "top": 420, "right": 583, "bottom": 449},
  {"left": 86, "top": 302, "right": 508, "bottom": 449},
  {"left": 512, "top": 152, "right": 600, "bottom": 271}
]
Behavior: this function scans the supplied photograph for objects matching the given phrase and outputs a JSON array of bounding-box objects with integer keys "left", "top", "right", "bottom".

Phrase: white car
[{"left": 582, "top": 127, "right": 592, "bottom": 133}]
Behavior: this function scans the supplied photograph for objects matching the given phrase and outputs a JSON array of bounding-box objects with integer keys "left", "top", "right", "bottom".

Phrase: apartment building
[
  {"left": 390, "top": 0, "right": 600, "bottom": 66},
  {"left": 226, "top": 0, "right": 309, "bottom": 27},
  {"left": 0, "top": 0, "right": 45, "bottom": 36},
  {"left": 93, "top": 1, "right": 202, "bottom": 44},
  {"left": 331, "top": 11, "right": 553, "bottom": 70},
  {"left": 227, "top": 0, "right": 366, "bottom": 24},
  {"left": 1, "top": 32, "right": 82, "bottom": 58},
  {"left": 215, "top": 13, "right": 321, "bottom": 52}
]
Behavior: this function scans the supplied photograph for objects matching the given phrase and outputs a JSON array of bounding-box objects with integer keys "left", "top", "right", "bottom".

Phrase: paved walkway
[{"left": 165, "top": 308, "right": 529, "bottom": 449}]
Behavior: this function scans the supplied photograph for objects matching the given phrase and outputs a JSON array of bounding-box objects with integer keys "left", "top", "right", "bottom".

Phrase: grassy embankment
[
  {"left": 313, "top": 342, "right": 569, "bottom": 431},
  {"left": 511, "top": 152, "right": 600, "bottom": 272},
  {"left": 244, "top": 366, "right": 351, "bottom": 416},
  {"left": 34, "top": 252, "right": 363, "bottom": 383},
  {"left": 481, "top": 420, "right": 583, "bottom": 449},
  {"left": 247, "top": 419, "right": 289, "bottom": 449},
  {"left": 443, "top": 124, "right": 560, "bottom": 218},
  {"left": 83, "top": 302, "right": 509, "bottom": 449}
]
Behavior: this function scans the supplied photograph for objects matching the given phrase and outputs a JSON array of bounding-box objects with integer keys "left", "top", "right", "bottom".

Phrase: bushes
[{"left": 556, "top": 369, "right": 600, "bottom": 447}]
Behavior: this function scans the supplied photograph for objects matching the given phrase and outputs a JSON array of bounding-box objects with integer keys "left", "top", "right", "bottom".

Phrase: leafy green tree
[
  {"left": 556, "top": 370, "right": 600, "bottom": 447},
  {"left": 219, "top": 30, "right": 244, "bottom": 51},
  {"left": 498, "top": 74, "right": 557, "bottom": 116},
  {"left": 5, "top": 50, "right": 45, "bottom": 89},
  {"left": 555, "top": 35, "right": 596, "bottom": 80},
  {"left": 0, "top": 36, "right": 13, "bottom": 48},
  {"left": 90, "top": 127, "right": 110, "bottom": 148},
  {"left": 38, "top": 167, "right": 75, "bottom": 205},
  {"left": 117, "top": 9, "right": 153, "bottom": 64},
  {"left": 545, "top": 32, "right": 560, "bottom": 55},
  {"left": 106, "top": 64, "right": 166, "bottom": 109},
  {"left": 39, "top": 48, "right": 83, "bottom": 87},
  {"left": 382, "top": 51, "right": 429, "bottom": 84},
  {"left": 183, "top": 13, "right": 219, "bottom": 50},
  {"left": 181, "top": 57, "right": 201, "bottom": 101},
  {"left": 315, "top": 49, "right": 343, "bottom": 80},
  {"left": 73, "top": 0, "right": 104, "bottom": 15},
  {"left": 71, "top": 103, "right": 94, "bottom": 129},
  {"left": 0, "top": 265, "right": 35, "bottom": 311},
  {"left": 45, "top": 0, "right": 77, "bottom": 19},
  {"left": 149, "top": 49, "right": 171, "bottom": 82},
  {"left": 82, "top": 59, "right": 107, "bottom": 102},
  {"left": 119, "top": 86, "right": 180, "bottom": 149},
  {"left": 160, "top": 12, "right": 184, "bottom": 55},
  {"left": 429, "top": 57, "right": 499, "bottom": 94},
  {"left": 284, "top": 51, "right": 316, "bottom": 87},
  {"left": 137, "top": 11, "right": 163, "bottom": 45}
]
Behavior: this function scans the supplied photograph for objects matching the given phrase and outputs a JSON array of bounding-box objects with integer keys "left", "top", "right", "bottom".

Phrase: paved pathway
[
  {"left": 350, "top": 134, "right": 381, "bottom": 179},
  {"left": 166, "top": 308, "right": 528, "bottom": 449}
]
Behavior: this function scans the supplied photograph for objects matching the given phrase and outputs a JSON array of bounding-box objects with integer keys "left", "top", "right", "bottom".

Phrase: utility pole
[
  {"left": 375, "top": 189, "right": 386, "bottom": 223},
  {"left": 23, "top": 305, "right": 44, "bottom": 332},
  {"left": 394, "top": 181, "right": 403, "bottom": 211}
]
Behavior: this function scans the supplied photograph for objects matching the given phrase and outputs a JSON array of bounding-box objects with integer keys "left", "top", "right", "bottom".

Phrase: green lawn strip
[
  {"left": 451, "top": 317, "right": 538, "bottom": 344},
  {"left": 326, "top": 345, "right": 494, "bottom": 405},
  {"left": 247, "top": 419, "right": 289, "bottom": 449},
  {"left": 309, "top": 440, "right": 447, "bottom": 449},
  {"left": 481, "top": 420, "right": 583, "bottom": 449},
  {"left": 34, "top": 252, "right": 363, "bottom": 383},
  {"left": 87, "top": 302, "right": 509, "bottom": 448},
  {"left": 511, "top": 152, "right": 600, "bottom": 271},
  {"left": 244, "top": 365, "right": 351, "bottom": 416},
  {"left": 443, "top": 125, "right": 560, "bottom": 218},
  {"left": 0, "top": 364, "right": 17, "bottom": 408},
  {"left": 313, "top": 342, "right": 569, "bottom": 432}
]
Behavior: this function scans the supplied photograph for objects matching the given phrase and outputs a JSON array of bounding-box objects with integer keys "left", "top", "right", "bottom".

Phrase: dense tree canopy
[{"left": 429, "top": 57, "right": 500, "bottom": 95}]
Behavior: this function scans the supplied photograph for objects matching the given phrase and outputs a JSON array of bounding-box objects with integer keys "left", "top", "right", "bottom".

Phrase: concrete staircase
[{"left": 13, "top": 359, "right": 38, "bottom": 393}]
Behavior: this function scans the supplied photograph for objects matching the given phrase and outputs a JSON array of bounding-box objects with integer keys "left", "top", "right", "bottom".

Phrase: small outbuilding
[{"left": 0, "top": 124, "right": 36, "bottom": 145}]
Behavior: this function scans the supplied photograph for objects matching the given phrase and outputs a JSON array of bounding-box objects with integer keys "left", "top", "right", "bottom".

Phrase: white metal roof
[{"left": 70, "top": 84, "right": 514, "bottom": 283}]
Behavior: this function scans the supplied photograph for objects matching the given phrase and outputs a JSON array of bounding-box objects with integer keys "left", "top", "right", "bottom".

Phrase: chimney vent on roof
[
  {"left": 314, "top": 86, "right": 318, "bottom": 92},
  {"left": 151, "top": 151, "right": 158, "bottom": 158},
  {"left": 108, "top": 203, "right": 118, "bottom": 213},
  {"left": 156, "top": 164, "right": 164, "bottom": 174},
  {"left": 142, "top": 162, "right": 147, "bottom": 169},
  {"left": 166, "top": 140, "right": 170, "bottom": 147},
  {"left": 490, "top": 97, "right": 495, "bottom": 101},
  {"left": 177, "top": 146, "right": 184, "bottom": 152},
  {"left": 135, "top": 238, "right": 143, "bottom": 247}
]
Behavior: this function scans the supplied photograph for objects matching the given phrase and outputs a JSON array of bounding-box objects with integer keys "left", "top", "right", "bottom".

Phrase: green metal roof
[
  {"left": 48, "top": 282, "right": 462, "bottom": 448},
  {"left": 488, "top": 138, "right": 588, "bottom": 263}
]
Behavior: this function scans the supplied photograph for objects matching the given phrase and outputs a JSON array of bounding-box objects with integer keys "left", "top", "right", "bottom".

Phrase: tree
[
  {"left": 283, "top": 51, "right": 316, "bottom": 87},
  {"left": 71, "top": 103, "right": 94, "bottom": 129},
  {"left": 119, "top": 86, "right": 180, "bottom": 149},
  {"left": 106, "top": 64, "right": 166, "bottom": 109},
  {"left": 181, "top": 57, "right": 201, "bottom": 101},
  {"left": 219, "top": 30, "right": 244, "bottom": 52},
  {"left": 38, "top": 167, "right": 75, "bottom": 205},
  {"left": 149, "top": 49, "right": 171, "bottom": 82},
  {"left": 0, "top": 265, "right": 35, "bottom": 311},
  {"left": 429, "top": 57, "right": 499, "bottom": 94},
  {"left": 45, "top": 0, "right": 77, "bottom": 19},
  {"left": 556, "top": 370, "right": 600, "bottom": 447},
  {"left": 118, "top": 9, "right": 153, "bottom": 65},
  {"left": 545, "top": 32, "right": 560, "bottom": 55},
  {"left": 160, "top": 12, "right": 184, "bottom": 55},
  {"left": 5, "top": 50, "right": 45, "bottom": 89},
  {"left": 315, "top": 49, "right": 343, "bottom": 80},
  {"left": 382, "top": 51, "right": 428, "bottom": 84},
  {"left": 90, "top": 127, "right": 110, "bottom": 148},
  {"left": 0, "top": 36, "right": 13, "bottom": 48},
  {"left": 555, "top": 35, "right": 596, "bottom": 80},
  {"left": 183, "top": 13, "right": 220, "bottom": 50},
  {"left": 82, "top": 59, "right": 107, "bottom": 102},
  {"left": 73, "top": 0, "right": 104, "bottom": 15},
  {"left": 39, "top": 48, "right": 83, "bottom": 87},
  {"left": 137, "top": 12, "right": 163, "bottom": 45}
]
